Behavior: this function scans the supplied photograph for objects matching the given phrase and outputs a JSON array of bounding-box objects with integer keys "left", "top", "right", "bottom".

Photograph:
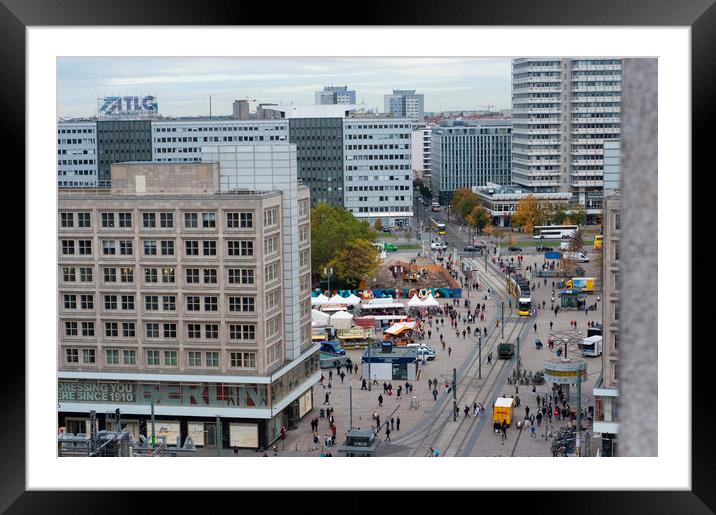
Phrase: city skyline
[{"left": 57, "top": 57, "right": 511, "bottom": 118}]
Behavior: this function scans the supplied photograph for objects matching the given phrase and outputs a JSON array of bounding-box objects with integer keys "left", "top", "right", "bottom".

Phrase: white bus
[{"left": 533, "top": 225, "right": 579, "bottom": 240}]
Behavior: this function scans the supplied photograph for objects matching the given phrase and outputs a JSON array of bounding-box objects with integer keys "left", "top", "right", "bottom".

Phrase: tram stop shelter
[
  {"left": 559, "top": 289, "right": 588, "bottom": 310},
  {"left": 337, "top": 429, "right": 379, "bottom": 457},
  {"left": 361, "top": 345, "right": 418, "bottom": 381}
]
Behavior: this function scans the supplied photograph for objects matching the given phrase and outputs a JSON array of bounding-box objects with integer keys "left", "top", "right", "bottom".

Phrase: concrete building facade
[
  {"left": 384, "top": 90, "right": 424, "bottom": 122},
  {"left": 58, "top": 121, "right": 98, "bottom": 188},
  {"left": 342, "top": 117, "right": 413, "bottom": 228},
  {"left": 58, "top": 160, "right": 318, "bottom": 450},
  {"left": 411, "top": 126, "right": 432, "bottom": 181},
  {"left": 511, "top": 58, "right": 621, "bottom": 220},
  {"left": 315, "top": 85, "right": 356, "bottom": 105},
  {"left": 593, "top": 192, "right": 620, "bottom": 456},
  {"left": 430, "top": 121, "right": 512, "bottom": 204},
  {"left": 232, "top": 100, "right": 250, "bottom": 120}
]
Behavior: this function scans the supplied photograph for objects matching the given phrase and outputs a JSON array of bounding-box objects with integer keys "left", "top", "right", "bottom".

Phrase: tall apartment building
[
  {"left": 411, "top": 126, "right": 432, "bottom": 181},
  {"left": 288, "top": 117, "right": 345, "bottom": 208},
  {"left": 384, "top": 90, "right": 425, "bottom": 122},
  {"left": 430, "top": 120, "right": 512, "bottom": 204},
  {"left": 342, "top": 116, "right": 413, "bottom": 228},
  {"left": 511, "top": 58, "right": 621, "bottom": 221},
  {"left": 232, "top": 99, "right": 250, "bottom": 119},
  {"left": 57, "top": 159, "right": 318, "bottom": 450},
  {"left": 593, "top": 192, "right": 620, "bottom": 456},
  {"left": 57, "top": 121, "right": 98, "bottom": 187},
  {"left": 315, "top": 85, "right": 356, "bottom": 105}
]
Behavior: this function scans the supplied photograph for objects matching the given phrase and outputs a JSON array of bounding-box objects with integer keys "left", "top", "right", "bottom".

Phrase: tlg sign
[{"left": 99, "top": 95, "right": 158, "bottom": 116}]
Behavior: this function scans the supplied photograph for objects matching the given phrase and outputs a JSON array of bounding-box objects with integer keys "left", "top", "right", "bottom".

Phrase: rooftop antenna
[{"left": 209, "top": 95, "right": 212, "bottom": 118}]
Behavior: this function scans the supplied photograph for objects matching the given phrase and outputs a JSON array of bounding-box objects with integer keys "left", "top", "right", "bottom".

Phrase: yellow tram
[{"left": 506, "top": 274, "right": 532, "bottom": 316}]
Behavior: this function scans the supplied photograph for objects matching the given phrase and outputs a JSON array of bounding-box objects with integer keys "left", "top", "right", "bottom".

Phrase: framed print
[{"left": 4, "top": 0, "right": 713, "bottom": 512}]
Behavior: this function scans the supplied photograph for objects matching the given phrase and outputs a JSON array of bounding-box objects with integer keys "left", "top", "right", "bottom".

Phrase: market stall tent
[
  {"left": 311, "top": 294, "right": 330, "bottom": 306},
  {"left": 407, "top": 295, "right": 424, "bottom": 308},
  {"left": 311, "top": 309, "right": 330, "bottom": 325},
  {"left": 422, "top": 293, "right": 440, "bottom": 307},
  {"left": 343, "top": 293, "right": 362, "bottom": 306},
  {"left": 330, "top": 310, "right": 354, "bottom": 330}
]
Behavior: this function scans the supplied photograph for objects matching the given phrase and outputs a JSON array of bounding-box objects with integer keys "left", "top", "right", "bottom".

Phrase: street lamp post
[
  {"left": 501, "top": 300, "right": 504, "bottom": 339},
  {"left": 324, "top": 267, "right": 334, "bottom": 294},
  {"left": 478, "top": 334, "right": 482, "bottom": 379},
  {"left": 452, "top": 368, "right": 457, "bottom": 422},
  {"left": 349, "top": 383, "right": 353, "bottom": 429}
]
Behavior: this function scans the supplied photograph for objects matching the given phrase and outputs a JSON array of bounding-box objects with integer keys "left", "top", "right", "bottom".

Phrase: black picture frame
[{"left": 4, "top": 0, "right": 711, "bottom": 512}]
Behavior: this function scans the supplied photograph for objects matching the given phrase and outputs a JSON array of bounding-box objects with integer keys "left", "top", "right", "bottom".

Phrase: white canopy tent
[
  {"left": 330, "top": 310, "right": 354, "bottom": 330},
  {"left": 311, "top": 294, "right": 330, "bottom": 306},
  {"left": 311, "top": 309, "right": 330, "bottom": 325},
  {"left": 328, "top": 294, "right": 347, "bottom": 305},
  {"left": 343, "top": 293, "right": 362, "bottom": 306},
  {"left": 422, "top": 293, "right": 440, "bottom": 307},
  {"left": 407, "top": 295, "right": 424, "bottom": 308}
]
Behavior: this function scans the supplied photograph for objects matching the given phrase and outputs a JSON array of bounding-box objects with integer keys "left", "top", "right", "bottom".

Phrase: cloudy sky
[{"left": 57, "top": 57, "right": 512, "bottom": 118}]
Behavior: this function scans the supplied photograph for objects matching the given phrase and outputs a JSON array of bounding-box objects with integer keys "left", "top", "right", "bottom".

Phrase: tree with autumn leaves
[{"left": 451, "top": 187, "right": 492, "bottom": 235}]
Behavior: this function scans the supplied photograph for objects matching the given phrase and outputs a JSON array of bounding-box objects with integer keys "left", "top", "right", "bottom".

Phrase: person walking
[
  {"left": 396, "top": 417, "right": 401, "bottom": 431},
  {"left": 428, "top": 330, "right": 432, "bottom": 339},
  {"left": 531, "top": 425, "right": 536, "bottom": 438},
  {"left": 378, "top": 394, "right": 383, "bottom": 407},
  {"left": 464, "top": 405, "right": 470, "bottom": 418},
  {"left": 533, "top": 323, "right": 537, "bottom": 333},
  {"left": 340, "top": 371, "right": 345, "bottom": 383},
  {"left": 525, "top": 405, "right": 530, "bottom": 418},
  {"left": 361, "top": 378, "right": 367, "bottom": 390},
  {"left": 448, "top": 346, "right": 452, "bottom": 357},
  {"left": 375, "top": 415, "right": 381, "bottom": 432},
  {"left": 324, "top": 392, "right": 330, "bottom": 405},
  {"left": 328, "top": 370, "right": 333, "bottom": 381},
  {"left": 487, "top": 353, "right": 492, "bottom": 365},
  {"left": 549, "top": 321, "right": 553, "bottom": 330},
  {"left": 432, "top": 388, "right": 438, "bottom": 401},
  {"left": 390, "top": 417, "right": 395, "bottom": 431},
  {"left": 385, "top": 427, "right": 391, "bottom": 441},
  {"left": 428, "top": 378, "right": 433, "bottom": 390}
]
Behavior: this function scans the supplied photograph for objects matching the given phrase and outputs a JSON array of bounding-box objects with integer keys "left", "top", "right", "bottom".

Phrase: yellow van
[{"left": 493, "top": 397, "right": 515, "bottom": 426}]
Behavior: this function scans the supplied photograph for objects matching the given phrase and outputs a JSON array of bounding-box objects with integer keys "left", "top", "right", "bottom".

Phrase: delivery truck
[
  {"left": 561, "top": 251, "right": 590, "bottom": 263},
  {"left": 565, "top": 277, "right": 596, "bottom": 293},
  {"left": 493, "top": 397, "right": 515, "bottom": 426}
]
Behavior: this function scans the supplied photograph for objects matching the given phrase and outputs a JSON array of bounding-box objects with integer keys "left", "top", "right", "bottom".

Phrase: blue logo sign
[{"left": 99, "top": 96, "right": 158, "bottom": 116}]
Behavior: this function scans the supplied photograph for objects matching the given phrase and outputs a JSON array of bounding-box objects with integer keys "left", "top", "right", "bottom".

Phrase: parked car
[
  {"left": 382, "top": 227, "right": 392, "bottom": 233},
  {"left": 463, "top": 245, "right": 478, "bottom": 252},
  {"left": 536, "top": 245, "right": 552, "bottom": 252},
  {"left": 431, "top": 242, "right": 447, "bottom": 251},
  {"left": 508, "top": 246, "right": 522, "bottom": 252},
  {"left": 383, "top": 243, "right": 398, "bottom": 252}
]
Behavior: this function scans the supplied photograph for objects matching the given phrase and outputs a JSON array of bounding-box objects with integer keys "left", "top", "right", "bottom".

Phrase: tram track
[{"left": 391, "top": 255, "right": 530, "bottom": 456}]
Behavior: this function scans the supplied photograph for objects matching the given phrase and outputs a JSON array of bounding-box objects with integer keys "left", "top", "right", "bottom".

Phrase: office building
[
  {"left": 511, "top": 58, "right": 621, "bottom": 221},
  {"left": 315, "top": 85, "right": 356, "bottom": 105},
  {"left": 593, "top": 192, "right": 620, "bottom": 456},
  {"left": 57, "top": 159, "right": 318, "bottom": 450},
  {"left": 342, "top": 116, "right": 413, "bottom": 228},
  {"left": 232, "top": 100, "right": 250, "bottom": 120},
  {"left": 430, "top": 120, "right": 512, "bottom": 204},
  {"left": 96, "top": 120, "right": 153, "bottom": 184},
  {"left": 411, "top": 126, "right": 432, "bottom": 182},
  {"left": 57, "top": 121, "right": 98, "bottom": 187},
  {"left": 288, "top": 117, "right": 345, "bottom": 207},
  {"left": 384, "top": 90, "right": 424, "bottom": 122}
]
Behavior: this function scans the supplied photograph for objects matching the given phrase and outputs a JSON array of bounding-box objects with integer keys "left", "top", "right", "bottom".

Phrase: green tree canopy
[
  {"left": 311, "top": 202, "right": 377, "bottom": 282},
  {"left": 452, "top": 187, "right": 481, "bottom": 221},
  {"left": 328, "top": 239, "right": 380, "bottom": 287}
]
